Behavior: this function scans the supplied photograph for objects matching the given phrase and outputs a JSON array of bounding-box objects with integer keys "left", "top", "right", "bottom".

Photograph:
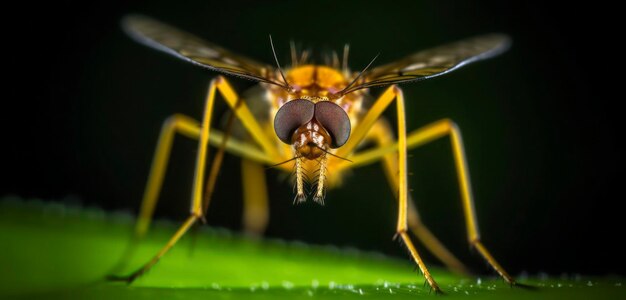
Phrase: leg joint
[
  {"left": 214, "top": 75, "right": 226, "bottom": 84},
  {"left": 396, "top": 227, "right": 408, "bottom": 235},
  {"left": 438, "top": 118, "right": 459, "bottom": 132},
  {"left": 392, "top": 84, "right": 403, "bottom": 94},
  {"left": 164, "top": 113, "right": 187, "bottom": 127}
]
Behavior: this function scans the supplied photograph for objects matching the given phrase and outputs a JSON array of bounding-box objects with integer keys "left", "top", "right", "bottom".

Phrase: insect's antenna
[
  {"left": 342, "top": 44, "right": 350, "bottom": 74},
  {"left": 290, "top": 40, "right": 298, "bottom": 67},
  {"left": 338, "top": 53, "right": 379, "bottom": 96},
  {"left": 314, "top": 145, "right": 353, "bottom": 163},
  {"left": 267, "top": 156, "right": 301, "bottom": 169},
  {"left": 332, "top": 51, "right": 340, "bottom": 69},
  {"left": 269, "top": 35, "right": 291, "bottom": 90}
]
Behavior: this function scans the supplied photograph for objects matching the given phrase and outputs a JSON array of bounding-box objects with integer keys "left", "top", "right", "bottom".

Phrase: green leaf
[{"left": 1, "top": 199, "right": 623, "bottom": 299}]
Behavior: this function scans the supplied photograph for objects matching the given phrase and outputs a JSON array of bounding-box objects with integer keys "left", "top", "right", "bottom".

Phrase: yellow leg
[
  {"left": 208, "top": 129, "right": 275, "bottom": 165},
  {"left": 341, "top": 118, "right": 515, "bottom": 285},
  {"left": 368, "top": 120, "right": 470, "bottom": 276},
  {"left": 109, "top": 215, "right": 199, "bottom": 282},
  {"left": 134, "top": 118, "right": 274, "bottom": 238},
  {"left": 105, "top": 114, "right": 200, "bottom": 276},
  {"left": 133, "top": 76, "right": 281, "bottom": 237},
  {"left": 338, "top": 86, "right": 441, "bottom": 291},
  {"left": 110, "top": 83, "right": 213, "bottom": 282},
  {"left": 336, "top": 85, "right": 399, "bottom": 159},
  {"left": 212, "top": 77, "right": 281, "bottom": 161},
  {"left": 202, "top": 105, "right": 239, "bottom": 220},
  {"left": 135, "top": 114, "right": 201, "bottom": 238},
  {"left": 392, "top": 87, "right": 442, "bottom": 292},
  {"left": 111, "top": 76, "right": 280, "bottom": 282},
  {"left": 241, "top": 159, "right": 269, "bottom": 235}
]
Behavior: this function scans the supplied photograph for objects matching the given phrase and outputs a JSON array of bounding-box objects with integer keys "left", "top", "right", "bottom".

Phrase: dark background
[{"left": 3, "top": 1, "right": 622, "bottom": 277}]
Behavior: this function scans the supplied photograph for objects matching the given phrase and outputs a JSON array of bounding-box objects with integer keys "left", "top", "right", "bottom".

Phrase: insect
[{"left": 110, "top": 15, "right": 515, "bottom": 292}]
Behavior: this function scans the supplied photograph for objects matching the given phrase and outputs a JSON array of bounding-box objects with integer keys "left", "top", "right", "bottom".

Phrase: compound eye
[
  {"left": 273, "top": 99, "right": 315, "bottom": 144},
  {"left": 314, "top": 101, "right": 351, "bottom": 148}
]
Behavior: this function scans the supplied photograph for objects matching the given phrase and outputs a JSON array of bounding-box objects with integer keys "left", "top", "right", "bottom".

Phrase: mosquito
[{"left": 110, "top": 15, "right": 515, "bottom": 292}]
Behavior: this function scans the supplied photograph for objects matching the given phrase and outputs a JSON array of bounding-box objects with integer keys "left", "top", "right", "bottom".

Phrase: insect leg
[
  {"left": 207, "top": 129, "right": 275, "bottom": 164},
  {"left": 134, "top": 114, "right": 201, "bottom": 239},
  {"left": 208, "top": 76, "right": 286, "bottom": 234},
  {"left": 367, "top": 120, "right": 470, "bottom": 275},
  {"left": 212, "top": 77, "right": 281, "bottom": 161},
  {"left": 339, "top": 119, "right": 515, "bottom": 284},
  {"left": 336, "top": 86, "right": 399, "bottom": 159},
  {"left": 198, "top": 107, "right": 269, "bottom": 238},
  {"left": 206, "top": 133, "right": 274, "bottom": 234},
  {"left": 109, "top": 78, "right": 222, "bottom": 282},
  {"left": 335, "top": 85, "right": 441, "bottom": 292},
  {"left": 439, "top": 119, "right": 514, "bottom": 284},
  {"left": 241, "top": 159, "right": 269, "bottom": 234},
  {"left": 202, "top": 104, "right": 239, "bottom": 221},
  {"left": 391, "top": 86, "right": 442, "bottom": 292},
  {"left": 107, "top": 114, "right": 201, "bottom": 275},
  {"left": 110, "top": 76, "right": 280, "bottom": 282}
]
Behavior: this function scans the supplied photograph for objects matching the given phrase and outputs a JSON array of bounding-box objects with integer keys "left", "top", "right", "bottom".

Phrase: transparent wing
[
  {"left": 122, "top": 15, "right": 284, "bottom": 87},
  {"left": 343, "top": 34, "right": 511, "bottom": 94}
]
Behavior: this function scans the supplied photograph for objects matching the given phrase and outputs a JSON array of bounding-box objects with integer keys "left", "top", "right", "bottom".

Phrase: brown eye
[
  {"left": 273, "top": 99, "right": 315, "bottom": 144},
  {"left": 314, "top": 101, "right": 351, "bottom": 148}
]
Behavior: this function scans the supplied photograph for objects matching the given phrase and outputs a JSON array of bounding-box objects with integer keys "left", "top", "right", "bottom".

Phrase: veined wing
[
  {"left": 343, "top": 34, "right": 511, "bottom": 94},
  {"left": 122, "top": 15, "right": 285, "bottom": 87}
]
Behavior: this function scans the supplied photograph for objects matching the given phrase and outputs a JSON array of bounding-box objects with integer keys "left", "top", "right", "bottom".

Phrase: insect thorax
[{"left": 268, "top": 64, "right": 365, "bottom": 122}]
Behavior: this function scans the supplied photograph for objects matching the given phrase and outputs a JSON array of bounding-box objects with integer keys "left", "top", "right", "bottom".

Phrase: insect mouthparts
[{"left": 293, "top": 154, "right": 328, "bottom": 205}]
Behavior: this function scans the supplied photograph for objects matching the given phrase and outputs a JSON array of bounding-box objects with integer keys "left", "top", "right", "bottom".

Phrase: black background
[{"left": 3, "top": 1, "right": 622, "bottom": 277}]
